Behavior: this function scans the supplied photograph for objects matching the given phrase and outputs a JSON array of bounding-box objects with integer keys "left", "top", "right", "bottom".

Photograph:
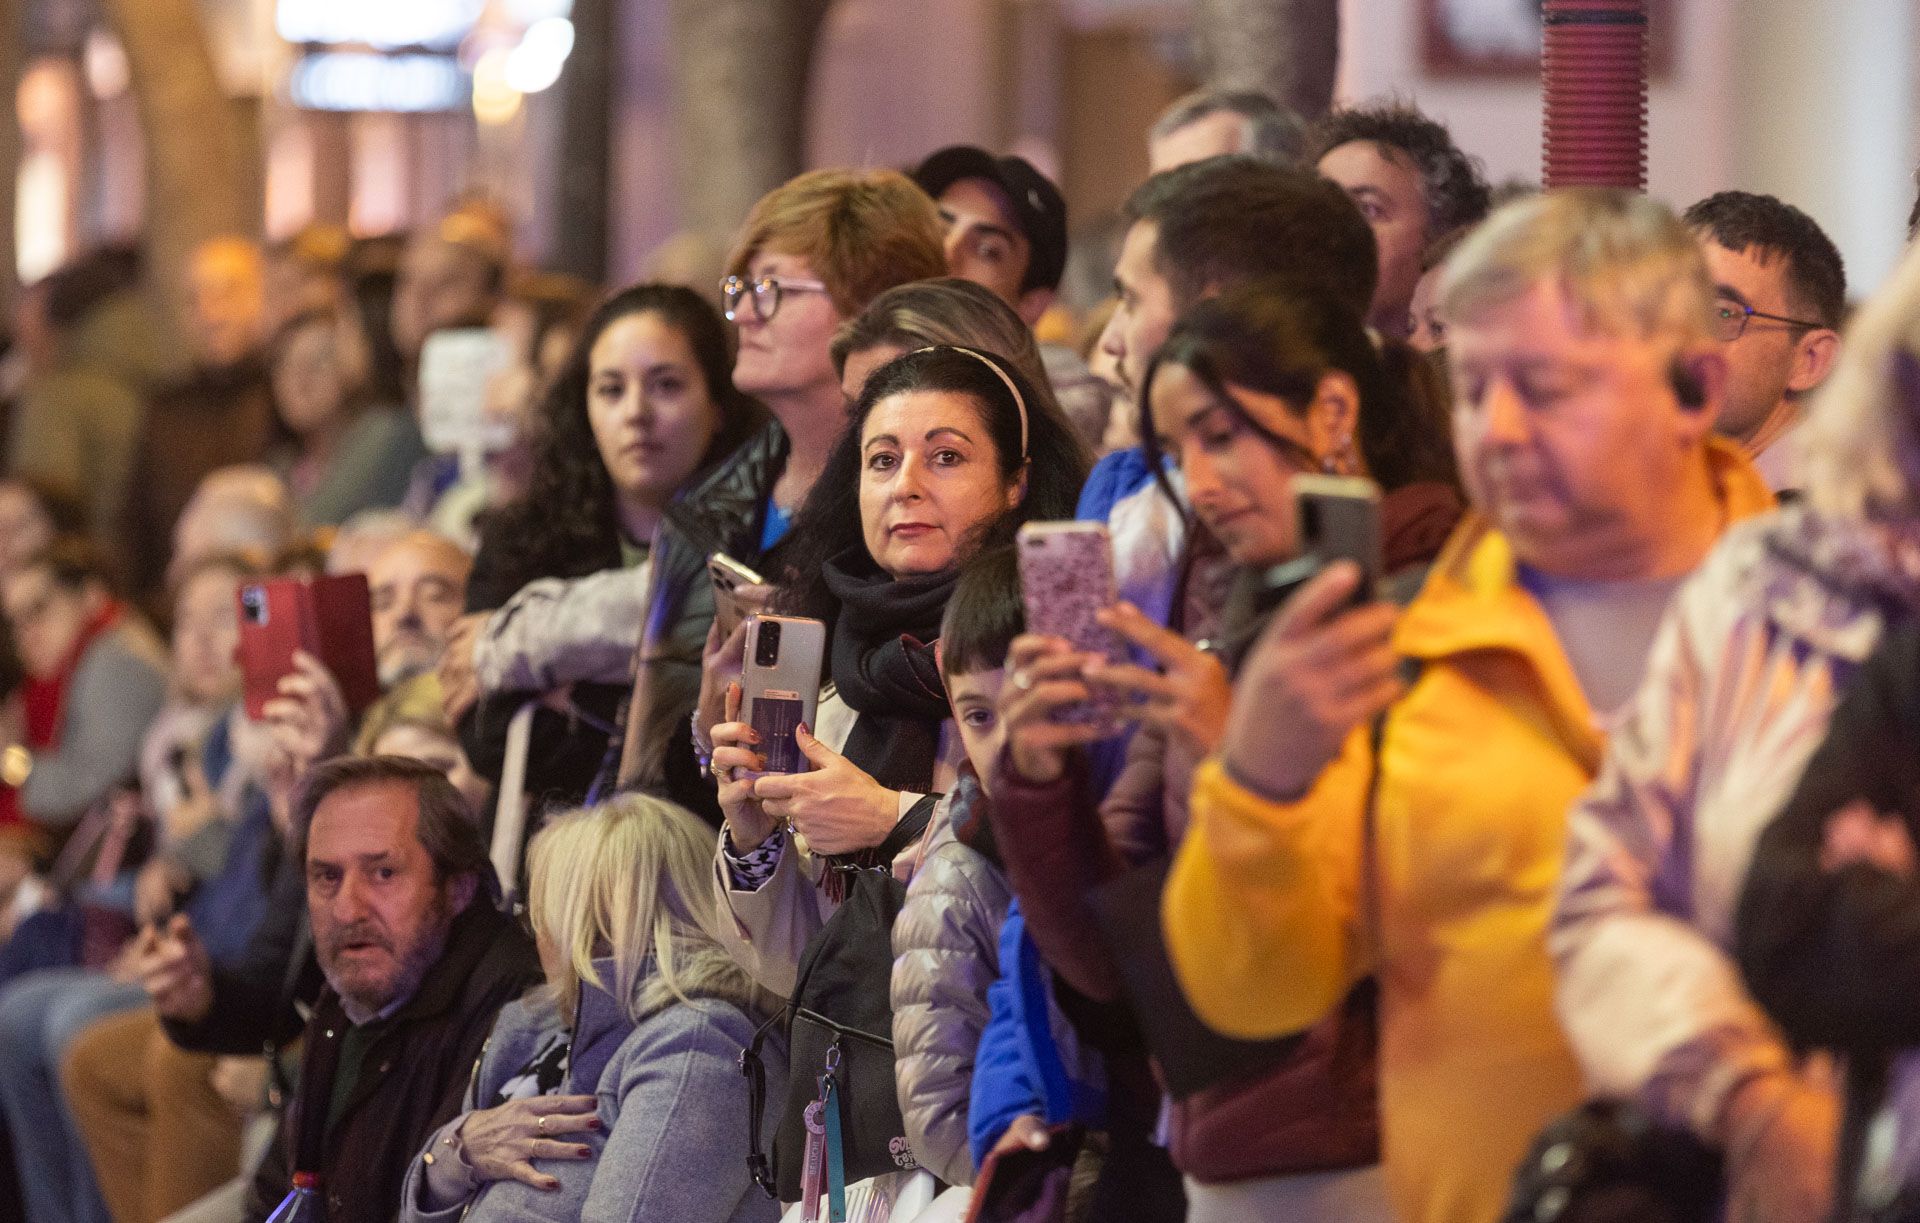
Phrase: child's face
[{"left": 946, "top": 666, "right": 1008, "bottom": 798}]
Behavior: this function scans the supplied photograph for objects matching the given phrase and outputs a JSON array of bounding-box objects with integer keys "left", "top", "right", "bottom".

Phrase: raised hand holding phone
[
  {"left": 136, "top": 913, "right": 214, "bottom": 1022},
  {"left": 1223, "top": 561, "right": 1404, "bottom": 802},
  {"left": 710, "top": 683, "right": 777, "bottom": 851},
  {"left": 999, "top": 633, "right": 1107, "bottom": 787},
  {"left": 749, "top": 724, "right": 898, "bottom": 857},
  {"left": 1082, "top": 601, "right": 1233, "bottom": 757}
]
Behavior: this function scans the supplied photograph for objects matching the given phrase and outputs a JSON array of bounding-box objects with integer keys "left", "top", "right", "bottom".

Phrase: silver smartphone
[
  {"left": 740, "top": 614, "right": 827, "bottom": 775},
  {"left": 709, "top": 552, "right": 767, "bottom": 640},
  {"left": 1016, "top": 521, "right": 1126, "bottom": 724}
]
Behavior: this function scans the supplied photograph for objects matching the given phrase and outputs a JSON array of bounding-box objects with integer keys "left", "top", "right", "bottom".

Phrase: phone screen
[{"left": 748, "top": 690, "right": 804, "bottom": 774}]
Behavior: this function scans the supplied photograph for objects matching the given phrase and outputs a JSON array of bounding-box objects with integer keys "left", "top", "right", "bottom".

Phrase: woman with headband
[
  {"left": 706, "top": 344, "right": 1087, "bottom": 994},
  {"left": 704, "top": 344, "right": 1085, "bottom": 1215}
]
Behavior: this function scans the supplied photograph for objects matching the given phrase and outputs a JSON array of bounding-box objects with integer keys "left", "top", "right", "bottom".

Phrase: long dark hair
[
  {"left": 1140, "top": 278, "right": 1458, "bottom": 497},
  {"left": 776, "top": 345, "right": 1089, "bottom": 631},
  {"left": 478, "top": 284, "right": 767, "bottom": 595}
]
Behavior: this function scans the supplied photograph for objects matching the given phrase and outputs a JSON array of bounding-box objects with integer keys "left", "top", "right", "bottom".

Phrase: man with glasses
[{"left": 1685, "top": 191, "right": 1846, "bottom": 492}]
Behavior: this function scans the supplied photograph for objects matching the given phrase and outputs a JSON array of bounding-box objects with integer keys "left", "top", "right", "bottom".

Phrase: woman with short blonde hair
[{"left": 401, "top": 794, "right": 781, "bottom": 1223}]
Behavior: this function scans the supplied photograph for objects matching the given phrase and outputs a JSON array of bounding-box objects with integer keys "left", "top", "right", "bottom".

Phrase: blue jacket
[
  {"left": 967, "top": 901, "right": 1105, "bottom": 1168},
  {"left": 1075, "top": 447, "right": 1155, "bottom": 523},
  {"left": 187, "top": 785, "right": 278, "bottom": 969}
]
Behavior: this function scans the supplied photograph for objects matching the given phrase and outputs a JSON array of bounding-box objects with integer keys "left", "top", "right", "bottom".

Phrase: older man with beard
[{"left": 243, "top": 756, "right": 535, "bottom": 1222}]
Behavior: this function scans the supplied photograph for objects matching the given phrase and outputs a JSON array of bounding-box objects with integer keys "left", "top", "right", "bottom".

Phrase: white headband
[{"left": 913, "top": 345, "right": 1029, "bottom": 460}]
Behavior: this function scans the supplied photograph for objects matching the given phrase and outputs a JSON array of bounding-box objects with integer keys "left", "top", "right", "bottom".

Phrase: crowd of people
[{"left": 0, "top": 81, "right": 1915, "bottom": 1223}]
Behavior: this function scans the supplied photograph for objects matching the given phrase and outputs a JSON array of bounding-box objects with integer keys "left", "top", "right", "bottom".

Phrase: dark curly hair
[
  {"left": 1307, "top": 101, "right": 1493, "bottom": 239},
  {"left": 475, "top": 284, "right": 766, "bottom": 599},
  {"left": 1140, "top": 278, "right": 1459, "bottom": 498},
  {"left": 775, "top": 345, "right": 1089, "bottom": 632},
  {"left": 1684, "top": 191, "right": 1847, "bottom": 329}
]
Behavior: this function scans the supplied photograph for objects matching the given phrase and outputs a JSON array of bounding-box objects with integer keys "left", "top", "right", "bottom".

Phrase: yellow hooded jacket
[{"left": 1162, "top": 438, "right": 1774, "bottom": 1223}]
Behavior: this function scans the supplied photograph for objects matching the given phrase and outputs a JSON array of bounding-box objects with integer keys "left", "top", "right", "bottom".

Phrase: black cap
[{"left": 912, "top": 145, "right": 1069, "bottom": 296}]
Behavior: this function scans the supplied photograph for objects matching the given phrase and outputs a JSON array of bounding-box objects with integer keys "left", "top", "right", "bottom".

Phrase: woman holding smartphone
[
  {"left": 706, "top": 345, "right": 1087, "bottom": 997},
  {"left": 441, "top": 284, "right": 764, "bottom": 812},
  {"left": 990, "top": 279, "right": 1461, "bottom": 1222}
]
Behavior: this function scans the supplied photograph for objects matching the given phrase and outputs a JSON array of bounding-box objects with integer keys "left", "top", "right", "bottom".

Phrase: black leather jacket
[{"left": 624, "top": 422, "right": 792, "bottom": 819}]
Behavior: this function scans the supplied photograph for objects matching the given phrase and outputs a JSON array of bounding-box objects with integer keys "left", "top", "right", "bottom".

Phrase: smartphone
[
  {"left": 1258, "top": 474, "right": 1384, "bottom": 613},
  {"left": 708, "top": 552, "right": 767, "bottom": 641},
  {"left": 237, "top": 574, "right": 382, "bottom": 721},
  {"left": 740, "top": 615, "right": 827, "bottom": 776},
  {"left": 1016, "top": 521, "right": 1127, "bottom": 725},
  {"left": 971, "top": 1123, "right": 1086, "bottom": 1217}
]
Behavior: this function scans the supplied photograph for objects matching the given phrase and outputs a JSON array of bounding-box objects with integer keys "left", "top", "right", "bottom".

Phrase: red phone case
[{"left": 237, "top": 575, "right": 380, "bottom": 720}]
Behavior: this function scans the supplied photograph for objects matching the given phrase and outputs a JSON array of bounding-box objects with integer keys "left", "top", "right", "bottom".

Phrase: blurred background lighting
[
  {"left": 503, "top": 18, "right": 574, "bottom": 95},
  {"left": 471, "top": 47, "right": 524, "bottom": 125}
]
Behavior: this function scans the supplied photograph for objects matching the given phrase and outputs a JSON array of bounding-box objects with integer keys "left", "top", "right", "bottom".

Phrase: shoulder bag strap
[{"left": 740, "top": 1005, "right": 789, "bottom": 1199}]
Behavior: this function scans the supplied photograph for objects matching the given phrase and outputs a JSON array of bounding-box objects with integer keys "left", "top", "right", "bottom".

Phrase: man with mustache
[{"left": 237, "top": 755, "right": 534, "bottom": 1222}]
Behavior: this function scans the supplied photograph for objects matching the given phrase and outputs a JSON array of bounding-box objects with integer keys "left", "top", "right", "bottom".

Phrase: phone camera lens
[
  {"left": 240, "top": 587, "right": 268, "bottom": 625},
  {"left": 755, "top": 621, "right": 781, "bottom": 667}
]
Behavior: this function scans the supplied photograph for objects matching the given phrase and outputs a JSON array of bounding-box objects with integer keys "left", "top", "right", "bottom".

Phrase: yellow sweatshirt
[{"left": 1163, "top": 441, "right": 1773, "bottom": 1223}]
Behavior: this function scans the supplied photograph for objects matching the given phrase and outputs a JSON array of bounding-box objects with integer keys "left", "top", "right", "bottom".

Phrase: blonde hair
[
  {"left": 1799, "top": 240, "right": 1920, "bottom": 520},
  {"left": 525, "top": 794, "right": 733, "bottom": 1024},
  {"left": 1438, "top": 188, "right": 1712, "bottom": 346},
  {"left": 726, "top": 168, "right": 947, "bottom": 318}
]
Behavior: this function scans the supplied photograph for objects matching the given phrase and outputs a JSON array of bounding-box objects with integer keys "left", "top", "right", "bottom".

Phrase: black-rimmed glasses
[
  {"left": 1712, "top": 297, "right": 1826, "bottom": 342},
  {"left": 721, "top": 274, "right": 830, "bottom": 323}
]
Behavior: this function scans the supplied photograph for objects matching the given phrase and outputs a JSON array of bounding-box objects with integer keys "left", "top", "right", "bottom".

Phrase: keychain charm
[{"left": 801, "top": 1097, "right": 827, "bottom": 1221}]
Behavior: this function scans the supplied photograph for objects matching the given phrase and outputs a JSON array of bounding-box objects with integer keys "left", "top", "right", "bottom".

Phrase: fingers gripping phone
[
  {"left": 708, "top": 552, "right": 766, "bottom": 640},
  {"left": 740, "top": 615, "right": 826, "bottom": 775},
  {"left": 1258, "top": 475, "right": 1385, "bottom": 613},
  {"left": 1016, "top": 522, "right": 1127, "bottom": 724}
]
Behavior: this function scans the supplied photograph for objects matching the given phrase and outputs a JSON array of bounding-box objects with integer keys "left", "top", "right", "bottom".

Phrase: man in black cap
[
  {"left": 911, "top": 145, "right": 1070, "bottom": 328},
  {"left": 911, "top": 145, "right": 1110, "bottom": 447}
]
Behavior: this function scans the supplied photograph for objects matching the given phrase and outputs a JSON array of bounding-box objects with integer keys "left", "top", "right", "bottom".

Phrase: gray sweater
[
  {"left": 21, "top": 618, "right": 169, "bottom": 827},
  {"left": 401, "top": 948, "right": 784, "bottom": 1223}
]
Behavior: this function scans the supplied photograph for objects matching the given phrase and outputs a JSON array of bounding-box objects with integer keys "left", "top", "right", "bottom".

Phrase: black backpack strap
[
  {"left": 876, "top": 794, "right": 938, "bottom": 863},
  {"left": 739, "top": 1005, "right": 789, "bottom": 1199}
]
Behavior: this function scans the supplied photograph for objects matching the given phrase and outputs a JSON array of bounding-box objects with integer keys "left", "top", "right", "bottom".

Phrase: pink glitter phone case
[{"left": 1016, "top": 522, "right": 1126, "bottom": 725}]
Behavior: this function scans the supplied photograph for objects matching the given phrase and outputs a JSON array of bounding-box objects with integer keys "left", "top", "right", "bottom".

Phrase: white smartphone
[
  {"left": 1015, "top": 521, "right": 1126, "bottom": 724},
  {"left": 709, "top": 552, "right": 767, "bottom": 640},
  {"left": 740, "top": 615, "right": 827, "bottom": 775}
]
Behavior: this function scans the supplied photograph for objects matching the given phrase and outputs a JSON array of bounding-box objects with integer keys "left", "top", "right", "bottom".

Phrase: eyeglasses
[
  {"left": 721, "top": 274, "right": 830, "bottom": 323},
  {"left": 1712, "top": 297, "right": 1825, "bottom": 342}
]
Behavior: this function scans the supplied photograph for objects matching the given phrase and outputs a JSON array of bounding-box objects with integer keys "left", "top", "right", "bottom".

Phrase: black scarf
[{"left": 821, "top": 548, "right": 955, "bottom": 795}]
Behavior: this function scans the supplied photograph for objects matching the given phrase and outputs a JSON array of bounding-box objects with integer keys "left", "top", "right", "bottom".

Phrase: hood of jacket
[{"left": 567, "top": 944, "right": 767, "bottom": 1094}]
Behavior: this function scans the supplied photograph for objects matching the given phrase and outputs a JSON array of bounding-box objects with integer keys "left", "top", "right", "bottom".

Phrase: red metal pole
[{"left": 1540, "top": 0, "right": 1650, "bottom": 191}]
